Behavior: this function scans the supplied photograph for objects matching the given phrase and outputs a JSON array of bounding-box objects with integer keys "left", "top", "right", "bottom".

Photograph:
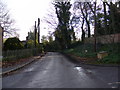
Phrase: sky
[
  {"left": 3, "top": 0, "right": 53, "bottom": 41},
  {"left": 1, "top": 0, "right": 119, "bottom": 41},
  {"left": 1, "top": 0, "right": 96, "bottom": 41}
]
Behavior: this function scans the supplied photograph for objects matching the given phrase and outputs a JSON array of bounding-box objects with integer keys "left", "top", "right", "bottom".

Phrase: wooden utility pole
[
  {"left": 38, "top": 18, "right": 40, "bottom": 44},
  {"left": 34, "top": 21, "right": 37, "bottom": 48}
]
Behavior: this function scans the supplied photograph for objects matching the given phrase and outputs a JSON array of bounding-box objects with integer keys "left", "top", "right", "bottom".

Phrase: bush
[
  {"left": 4, "top": 37, "right": 24, "bottom": 51},
  {"left": 25, "top": 40, "right": 34, "bottom": 48}
]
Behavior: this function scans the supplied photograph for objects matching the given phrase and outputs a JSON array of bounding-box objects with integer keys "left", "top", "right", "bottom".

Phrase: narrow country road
[{"left": 2, "top": 52, "right": 119, "bottom": 88}]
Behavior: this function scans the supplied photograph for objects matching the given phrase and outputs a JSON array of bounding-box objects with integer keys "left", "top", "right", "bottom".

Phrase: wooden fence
[{"left": 2, "top": 48, "right": 42, "bottom": 61}]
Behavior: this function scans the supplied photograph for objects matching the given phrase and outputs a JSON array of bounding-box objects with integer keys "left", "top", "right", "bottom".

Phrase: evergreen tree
[{"left": 54, "top": 1, "right": 72, "bottom": 49}]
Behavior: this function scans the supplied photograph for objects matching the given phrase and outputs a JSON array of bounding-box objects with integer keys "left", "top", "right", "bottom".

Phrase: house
[{"left": 21, "top": 40, "right": 27, "bottom": 46}]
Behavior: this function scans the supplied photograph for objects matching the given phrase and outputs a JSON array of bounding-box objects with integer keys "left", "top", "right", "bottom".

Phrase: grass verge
[{"left": 63, "top": 43, "right": 120, "bottom": 64}]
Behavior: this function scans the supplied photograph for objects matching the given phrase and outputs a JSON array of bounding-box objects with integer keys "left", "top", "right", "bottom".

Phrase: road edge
[
  {"left": 61, "top": 52, "right": 120, "bottom": 67},
  {"left": 0, "top": 53, "right": 46, "bottom": 76}
]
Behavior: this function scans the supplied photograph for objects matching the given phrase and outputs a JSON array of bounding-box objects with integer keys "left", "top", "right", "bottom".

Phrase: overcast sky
[{"left": 3, "top": 0, "right": 54, "bottom": 41}]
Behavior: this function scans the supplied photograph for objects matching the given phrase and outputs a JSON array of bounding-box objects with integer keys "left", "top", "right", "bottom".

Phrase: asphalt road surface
[{"left": 2, "top": 52, "right": 120, "bottom": 88}]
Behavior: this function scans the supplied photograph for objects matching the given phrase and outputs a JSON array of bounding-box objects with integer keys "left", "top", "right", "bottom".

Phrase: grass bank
[{"left": 63, "top": 43, "right": 120, "bottom": 64}]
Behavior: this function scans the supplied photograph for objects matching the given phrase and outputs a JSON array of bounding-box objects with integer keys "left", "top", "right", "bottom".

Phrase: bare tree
[
  {"left": 73, "top": 1, "right": 93, "bottom": 42},
  {"left": 0, "top": 1, "right": 18, "bottom": 38},
  {"left": 42, "top": 2, "right": 58, "bottom": 30},
  {"left": 79, "top": 2, "right": 91, "bottom": 38}
]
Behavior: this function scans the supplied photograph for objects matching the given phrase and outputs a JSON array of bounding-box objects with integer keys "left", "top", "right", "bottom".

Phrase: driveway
[{"left": 2, "top": 52, "right": 119, "bottom": 88}]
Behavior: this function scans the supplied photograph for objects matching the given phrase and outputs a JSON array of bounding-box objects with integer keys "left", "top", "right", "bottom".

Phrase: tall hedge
[{"left": 4, "top": 37, "right": 24, "bottom": 51}]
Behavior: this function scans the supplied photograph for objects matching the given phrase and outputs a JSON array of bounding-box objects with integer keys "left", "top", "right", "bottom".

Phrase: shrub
[{"left": 4, "top": 37, "right": 24, "bottom": 51}]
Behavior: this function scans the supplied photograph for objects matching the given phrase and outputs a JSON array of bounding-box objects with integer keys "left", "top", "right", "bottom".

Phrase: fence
[
  {"left": 2, "top": 48, "right": 42, "bottom": 61},
  {"left": 85, "top": 33, "right": 120, "bottom": 44}
]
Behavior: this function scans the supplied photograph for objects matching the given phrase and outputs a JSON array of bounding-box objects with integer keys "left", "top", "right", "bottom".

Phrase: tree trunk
[
  {"left": 103, "top": 2, "right": 108, "bottom": 33},
  {"left": 119, "top": 1, "right": 120, "bottom": 9},
  {"left": 38, "top": 18, "right": 40, "bottom": 44},
  {"left": 81, "top": 18, "right": 85, "bottom": 42},
  {"left": 80, "top": 2, "right": 91, "bottom": 38},
  {"left": 87, "top": 2, "right": 97, "bottom": 52},
  {"left": 94, "top": 2, "right": 97, "bottom": 52},
  {"left": 110, "top": 2, "right": 116, "bottom": 34},
  {"left": 86, "top": 19, "right": 91, "bottom": 38}
]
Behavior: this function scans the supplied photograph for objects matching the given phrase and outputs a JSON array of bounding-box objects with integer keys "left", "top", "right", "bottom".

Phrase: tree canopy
[
  {"left": 4, "top": 37, "right": 24, "bottom": 51},
  {"left": 54, "top": 1, "right": 72, "bottom": 49}
]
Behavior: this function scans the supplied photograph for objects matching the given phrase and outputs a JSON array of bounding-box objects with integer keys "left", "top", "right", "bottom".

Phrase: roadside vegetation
[
  {"left": 63, "top": 42, "right": 120, "bottom": 64},
  {"left": 2, "top": 37, "right": 44, "bottom": 67},
  {"left": 43, "top": 1, "right": 120, "bottom": 65}
]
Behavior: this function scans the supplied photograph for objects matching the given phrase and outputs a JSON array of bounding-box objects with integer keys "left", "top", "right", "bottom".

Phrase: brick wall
[{"left": 85, "top": 33, "right": 120, "bottom": 44}]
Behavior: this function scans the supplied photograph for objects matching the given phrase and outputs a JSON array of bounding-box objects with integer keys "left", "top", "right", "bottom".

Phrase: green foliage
[
  {"left": 64, "top": 42, "right": 120, "bottom": 64},
  {"left": 26, "top": 40, "right": 34, "bottom": 48},
  {"left": 41, "top": 35, "right": 48, "bottom": 45},
  {"left": 44, "top": 41, "right": 61, "bottom": 52},
  {"left": 25, "top": 39, "right": 39, "bottom": 49},
  {"left": 64, "top": 43, "right": 96, "bottom": 58},
  {"left": 100, "top": 53, "right": 120, "bottom": 64},
  {"left": 27, "top": 30, "right": 38, "bottom": 41},
  {"left": 25, "top": 30, "right": 40, "bottom": 48},
  {"left": 54, "top": 2, "right": 72, "bottom": 49},
  {"left": 97, "top": 43, "right": 120, "bottom": 64},
  {"left": 48, "top": 35, "right": 53, "bottom": 43},
  {"left": 73, "top": 2, "right": 120, "bottom": 38},
  {"left": 108, "top": 2, "right": 120, "bottom": 34},
  {"left": 4, "top": 37, "right": 24, "bottom": 51},
  {"left": 41, "top": 35, "right": 61, "bottom": 51}
]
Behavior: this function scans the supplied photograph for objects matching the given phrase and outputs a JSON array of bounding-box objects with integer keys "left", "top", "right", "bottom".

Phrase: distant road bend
[{"left": 3, "top": 52, "right": 119, "bottom": 88}]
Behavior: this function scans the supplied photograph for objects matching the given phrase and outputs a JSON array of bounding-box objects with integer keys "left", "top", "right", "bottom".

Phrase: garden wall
[{"left": 85, "top": 33, "right": 120, "bottom": 44}]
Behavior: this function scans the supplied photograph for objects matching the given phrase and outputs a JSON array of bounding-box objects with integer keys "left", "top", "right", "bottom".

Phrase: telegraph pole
[
  {"left": 34, "top": 21, "right": 37, "bottom": 48},
  {"left": 38, "top": 18, "right": 40, "bottom": 44}
]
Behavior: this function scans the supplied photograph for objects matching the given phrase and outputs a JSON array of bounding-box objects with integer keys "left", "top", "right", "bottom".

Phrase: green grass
[
  {"left": 64, "top": 44, "right": 97, "bottom": 57},
  {"left": 98, "top": 43, "right": 120, "bottom": 64},
  {"left": 100, "top": 53, "right": 120, "bottom": 64},
  {"left": 64, "top": 43, "right": 120, "bottom": 64}
]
